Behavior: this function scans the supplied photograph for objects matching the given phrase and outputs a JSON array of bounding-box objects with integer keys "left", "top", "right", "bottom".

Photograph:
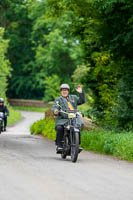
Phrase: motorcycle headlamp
[{"left": 68, "top": 113, "right": 76, "bottom": 119}]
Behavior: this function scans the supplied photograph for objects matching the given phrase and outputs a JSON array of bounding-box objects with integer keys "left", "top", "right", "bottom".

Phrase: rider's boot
[
  {"left": 56, "top": 143, "right": 63, "bottom": 153},
  {"left": 1, "top": 126, "right": 4, "bottom": 132},
  {"left": 78, "top": 147, "right": 83, "bottom": 153}
]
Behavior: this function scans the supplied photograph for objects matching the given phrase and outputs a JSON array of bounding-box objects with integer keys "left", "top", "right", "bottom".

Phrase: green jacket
[{"left": 52, "top": 92, "right": 85, "bottom": 126}]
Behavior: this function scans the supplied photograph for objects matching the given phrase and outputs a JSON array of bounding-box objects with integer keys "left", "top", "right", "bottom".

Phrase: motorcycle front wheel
[
  {"left": 71, "top": 131, "right": 79, "bottom": 163},
  {"left": 61, "top": 135, "right": 69, "bottom": 159},
  {"left": 0, "top": 122, "right": 2, "bottom": 134}
]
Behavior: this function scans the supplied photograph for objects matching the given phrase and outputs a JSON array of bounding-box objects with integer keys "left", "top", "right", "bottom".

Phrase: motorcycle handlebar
[
  {"left": 55, "top": 103, "right": 80, "bottom": 115},
  {"left": 59, "top": 109, "right": 80, "bottom": 116}
]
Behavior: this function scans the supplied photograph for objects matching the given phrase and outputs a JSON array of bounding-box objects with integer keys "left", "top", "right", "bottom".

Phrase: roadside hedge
[
  {"left": 30, "top": 118, "right": 133, "bottom": 161},
  {"left": 30, "top": 119, "right": 56, "bottom": 140}
]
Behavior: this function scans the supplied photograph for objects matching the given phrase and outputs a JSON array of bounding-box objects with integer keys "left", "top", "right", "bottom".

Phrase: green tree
[
  {"left": 92, "top": 0, "right": 133, "bottom": 129},
  {"left": 0, "top": 0, "right": 37, "bottom": 99},
  {"left": 0, "top": 27, "right": 11, "bottom": 98},
  {"left": 43, "top": 74, "right": 61, "bottom": 102},
  {"left": 29, "top": 0, "right": 84, "bottom": 99},
  {"left": 1, "top": 0, "right": 133, "bottom": 130},
  {"left": 46, "top": 0, "right": 133, "bottom": 130}
]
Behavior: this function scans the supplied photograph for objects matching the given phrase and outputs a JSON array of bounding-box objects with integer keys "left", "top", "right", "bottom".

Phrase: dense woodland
[{"left": 0, "top": 0, "right": 133, "bottom": 130}]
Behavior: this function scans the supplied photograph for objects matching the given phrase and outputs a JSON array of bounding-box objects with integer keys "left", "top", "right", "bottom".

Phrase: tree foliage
[
  {"left": 1, "top": 0, "right": 133, "bottom": 130},
  {"left": 0, "top": 27, "right": 11, "bottom": 99}
]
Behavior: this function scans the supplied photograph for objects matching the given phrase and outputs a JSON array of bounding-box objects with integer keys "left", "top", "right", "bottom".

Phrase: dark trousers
[
  {"left": 3, "top": 116, "right": 7, "bottom": 128},
  {"left": 55, "top": 125, "right": 81, "bottom": 146},
  {"left": 55, "top": 125, "right": 64, "bottom": 146}
]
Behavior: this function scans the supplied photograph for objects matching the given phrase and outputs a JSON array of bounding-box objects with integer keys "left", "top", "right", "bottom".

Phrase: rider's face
[
  {"left": 61, "top": 89, "right": 69, "bottom": 98},
  {"left": 0, "top": 103, "right": 3, "bottom": 106}
]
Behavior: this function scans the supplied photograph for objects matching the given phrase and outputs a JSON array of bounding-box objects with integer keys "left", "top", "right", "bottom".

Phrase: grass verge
[
  {"left": 30, "top": 118, "right": 133, "bottom": 162},
  {"left": 81, "top": 130, "right": 133, "bottom": 161},
  {"left": 8, "top": 107, "right": 22, "bottom": 126},
  {"left": 13, "top": 106, "right": 48, "bottom": 113}
]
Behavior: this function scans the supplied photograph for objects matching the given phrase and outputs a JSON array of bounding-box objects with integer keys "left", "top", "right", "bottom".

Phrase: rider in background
[
  {"left": 0, "top": 98, "right": 9, "bottom": 131},
  {"left": 52, "top": 84, "right": 85, "bottom": 151}
]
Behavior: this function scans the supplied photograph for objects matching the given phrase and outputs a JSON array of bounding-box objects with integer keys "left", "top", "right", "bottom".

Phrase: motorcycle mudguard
[{"left": 74, "top": 127, "right": 80, "bottom": 132}]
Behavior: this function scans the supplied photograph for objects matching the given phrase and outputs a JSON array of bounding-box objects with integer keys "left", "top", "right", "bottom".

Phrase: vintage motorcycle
[
  {"left": 0, "top": 112, "right": 4, "bottom": 134},
  {"left": 56, "top": 104, "right": 82, "bottom": 163}
]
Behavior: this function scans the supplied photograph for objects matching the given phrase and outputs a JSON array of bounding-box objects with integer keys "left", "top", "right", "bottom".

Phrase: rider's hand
[
  {"left": 76, "top": 85, "right": 82, "bottom": 93},
  {"left": 54, "top": 110, "right": 59, "bottom": 116}
]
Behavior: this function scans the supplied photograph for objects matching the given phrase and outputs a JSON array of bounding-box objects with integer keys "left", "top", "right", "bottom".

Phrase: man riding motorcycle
[
  {"left": 0, "top": 98, "right": 9, "bottom": 131},
  {"left": 52, "top": 84, "right": 85, "bottom": 151}
]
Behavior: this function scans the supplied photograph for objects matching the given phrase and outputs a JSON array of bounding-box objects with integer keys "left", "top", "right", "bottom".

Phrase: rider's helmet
[
  {"left": 60, "top": 84, "right": 70, "bottom": 91},
  {"left": 0, "top": 98, "right": 4, "bottom": 103}
]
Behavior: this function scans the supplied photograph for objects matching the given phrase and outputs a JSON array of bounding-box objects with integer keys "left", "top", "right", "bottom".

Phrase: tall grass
[
  {"left": 81, "top": 130, "right": 133, "bottom": 161},
  {"left": 30, "top": 118, "right": 133, "bottom": 161}
]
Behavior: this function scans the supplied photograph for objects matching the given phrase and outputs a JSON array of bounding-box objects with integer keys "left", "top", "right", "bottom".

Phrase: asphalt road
[{"left": 0, "top": 111, "right": 133, "bottom": 200}]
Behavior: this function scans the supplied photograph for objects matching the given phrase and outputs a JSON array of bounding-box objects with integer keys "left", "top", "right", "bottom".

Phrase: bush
[
  {"left": 30, "top": 118, "right": 56, "bottom": 140},
  {"left": 30, "top": 116, "right": 133, "bottom": 162},
  {"left": 114, "top": 68, "right": 133, "bottom": 131}
]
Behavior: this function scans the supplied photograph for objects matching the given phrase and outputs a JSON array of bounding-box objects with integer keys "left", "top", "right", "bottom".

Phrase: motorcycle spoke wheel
[
  {"left": 61, "top": 136, "right": 69, "bottom": 159},
  {"left": 0, "top": 123, "right": 2, "bottom": 134},
  {"left": 71, "top": 131, "right": 79, "bottom": 163},
  {"left": 61, "top": 153, "right": 67, "bottom": 159}
]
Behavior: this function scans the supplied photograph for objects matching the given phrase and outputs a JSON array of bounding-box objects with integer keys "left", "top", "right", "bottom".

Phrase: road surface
[{"left": 0, "top": 111, "right": 133, "bottom": 200}]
